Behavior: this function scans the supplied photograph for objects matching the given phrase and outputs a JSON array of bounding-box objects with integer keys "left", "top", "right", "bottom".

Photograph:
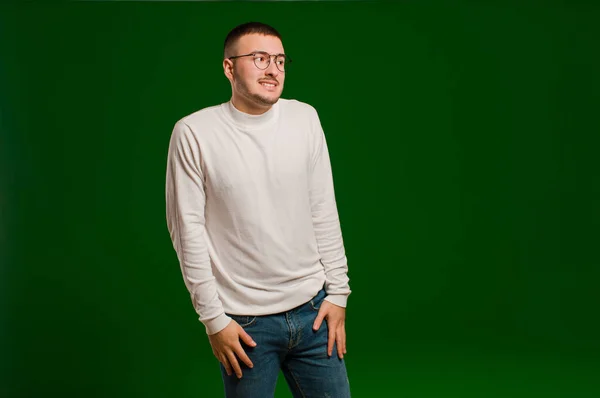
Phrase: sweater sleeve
[
  {"left": 308, "top": 108, "right": 352, "bottom": 308},
  {"left": 165, "top": 120, "right": 231, "bottom": 335}
]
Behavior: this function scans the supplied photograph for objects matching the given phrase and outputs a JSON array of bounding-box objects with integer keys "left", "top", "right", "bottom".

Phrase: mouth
[{"left": 259, "top": 81, "right": 278, "bottom": 90}]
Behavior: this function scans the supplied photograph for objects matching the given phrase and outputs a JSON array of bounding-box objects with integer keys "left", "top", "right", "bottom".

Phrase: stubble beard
[{"left": 234, "top": 72, "right": 280, "bottom": 107}]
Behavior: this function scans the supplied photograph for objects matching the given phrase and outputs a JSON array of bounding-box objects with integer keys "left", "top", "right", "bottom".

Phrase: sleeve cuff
[
  {"left": 324, "top": 294, "right": 348, "bottom": 308},
  {"left": 203, "top": 313, "right": 232, "bottom": 335}
]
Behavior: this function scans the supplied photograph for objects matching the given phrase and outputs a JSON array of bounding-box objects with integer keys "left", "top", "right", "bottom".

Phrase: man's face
[{"left": 225, "top": 33, "right": 286, "bottom": 114}]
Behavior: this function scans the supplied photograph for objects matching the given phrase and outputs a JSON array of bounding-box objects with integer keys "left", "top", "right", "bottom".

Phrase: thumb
[{"left": 238, "top": 326, "right": 257, "bottom": 347}]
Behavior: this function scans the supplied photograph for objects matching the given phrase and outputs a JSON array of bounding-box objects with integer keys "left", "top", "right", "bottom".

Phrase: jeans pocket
[
  {"left": 309, "top": 289, "right": 326, "bottom": 312},
  {"left": 228, "top": 314, "right": 257, "bottom": 328}
]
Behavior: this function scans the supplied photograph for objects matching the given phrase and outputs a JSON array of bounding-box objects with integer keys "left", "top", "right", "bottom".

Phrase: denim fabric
[{"left": 220, "top": 287, "right": 351, "bottom": 397}]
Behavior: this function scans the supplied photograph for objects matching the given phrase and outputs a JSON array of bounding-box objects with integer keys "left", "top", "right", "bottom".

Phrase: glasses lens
[
  {"left": 253, "top": 53, "right": 270, "bottom": 69},
  {"left": 253, "top": 52, "right": 288, "bottom": 72},
  {"left": 275, "top": 55, "right": 287, "bottom": 72}
]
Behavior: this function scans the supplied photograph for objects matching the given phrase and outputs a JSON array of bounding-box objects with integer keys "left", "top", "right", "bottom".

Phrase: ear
[{"left": 223, "top": 59, "right": 234, "bottom": 81}]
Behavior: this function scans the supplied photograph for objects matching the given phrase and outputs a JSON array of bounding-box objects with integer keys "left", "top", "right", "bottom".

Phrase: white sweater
[{"left": 165, "top": 98, "right": 351, "bottom": 335}]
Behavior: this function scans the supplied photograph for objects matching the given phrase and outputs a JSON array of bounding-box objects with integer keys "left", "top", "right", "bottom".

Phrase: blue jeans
[{"left": 220, "top": 287, "right": 351, "bottom": 397}]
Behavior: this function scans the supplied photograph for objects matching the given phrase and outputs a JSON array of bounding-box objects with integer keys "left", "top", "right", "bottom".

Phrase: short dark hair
[{"left": 223, "top": 22, "right": 282, "bottom": 59}]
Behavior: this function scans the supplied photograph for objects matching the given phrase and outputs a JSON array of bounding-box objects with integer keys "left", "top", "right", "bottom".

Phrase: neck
[{"left": 224, "top": 98, "right": 279, "bottom": 130}]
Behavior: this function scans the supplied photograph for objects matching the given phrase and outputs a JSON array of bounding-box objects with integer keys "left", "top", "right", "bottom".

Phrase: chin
[{"left": 254, "top": 93, "right": 281, "bottom": 106}]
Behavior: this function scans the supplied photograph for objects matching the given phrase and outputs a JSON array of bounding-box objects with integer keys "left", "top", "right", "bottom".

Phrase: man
[{"left": 165, "top": 21, "right": 352, "bottom": 397}]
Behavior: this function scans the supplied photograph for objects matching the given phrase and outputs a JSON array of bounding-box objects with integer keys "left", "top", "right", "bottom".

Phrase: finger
[
  {"left": 336, "top": 328, "right": 344, "bottom": 359},
  {"left": 337, "top": 321, "right": 346, "bottom": 355},
  {"left": 327, "top": 328, "right": 336, "bottom": 357},
  {"left": 226, "top": 350, "right": 243, "bottom": 379},
  {"left": 235, "top": 345, "right": 254, "bottom": 369},
  {"left": 239, "top": 328, "right": 257, "bottom": 347},
  {"left": 313, "top": 311, "right": 325, "bottom": 331},
  {"left": 342, "top": 325, "right": 347, "bottom": 354},
  {"left": 220, "top": 354, "right": 233, "bottom": 377}
]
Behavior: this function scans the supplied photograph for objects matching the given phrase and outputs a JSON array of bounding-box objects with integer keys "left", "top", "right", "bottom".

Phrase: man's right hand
[{"left": 208, "top": 319, "right": 257, "bottom": 379}]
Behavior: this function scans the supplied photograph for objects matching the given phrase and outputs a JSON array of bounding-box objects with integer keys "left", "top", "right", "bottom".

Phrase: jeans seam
[
  {"left": 286, "top": 365, "right": 307, "bottom": 398},
  {"left": 285, "top": 313, "right": 294, "bottom": 350}
]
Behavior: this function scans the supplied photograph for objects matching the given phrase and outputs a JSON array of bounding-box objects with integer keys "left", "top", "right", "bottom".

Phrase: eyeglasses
[{"left": 228, "top": 51, "right": 291, "bottom": 72}]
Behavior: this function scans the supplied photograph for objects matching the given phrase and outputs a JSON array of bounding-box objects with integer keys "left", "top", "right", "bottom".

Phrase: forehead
[{"left": 236, "top": 33, "right": 284, "bottom": 54}]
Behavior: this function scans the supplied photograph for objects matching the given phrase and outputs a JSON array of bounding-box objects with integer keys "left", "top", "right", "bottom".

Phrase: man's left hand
[{"left": 312, "top": 300, "right": 347, "bottom": 359}]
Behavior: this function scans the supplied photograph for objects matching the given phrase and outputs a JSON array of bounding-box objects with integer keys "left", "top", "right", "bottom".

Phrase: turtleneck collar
[{"left": 222, "top": 99, "right": 280, "bottom": 130}]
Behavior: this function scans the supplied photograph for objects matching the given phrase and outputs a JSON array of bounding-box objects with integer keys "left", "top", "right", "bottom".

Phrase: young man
[{"left": 165, "top": 22, "right": 352, "bottom": 397}]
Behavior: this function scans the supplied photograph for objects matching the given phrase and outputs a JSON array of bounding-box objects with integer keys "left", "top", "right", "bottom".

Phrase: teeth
[{"left": 262, "top": 83, "right": 275, "bottom": 87}]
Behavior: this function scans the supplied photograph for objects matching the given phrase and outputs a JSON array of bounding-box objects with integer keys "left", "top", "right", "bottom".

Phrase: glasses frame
[{"left": 228, "top": 51, "right": 291, "bottom": 73}]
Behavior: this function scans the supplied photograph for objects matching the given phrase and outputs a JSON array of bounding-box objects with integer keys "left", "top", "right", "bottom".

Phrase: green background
[{"left": 2, "top": 1, "right": 599, "bottom": 397}]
